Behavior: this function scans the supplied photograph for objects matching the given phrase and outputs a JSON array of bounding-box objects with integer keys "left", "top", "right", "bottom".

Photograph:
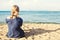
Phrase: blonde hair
[
  {"left": 13, "top": 5, "right": 19, "bottom": 12},
  {"left": 11, "top": 5, "right": 19, "bottom": 18}
]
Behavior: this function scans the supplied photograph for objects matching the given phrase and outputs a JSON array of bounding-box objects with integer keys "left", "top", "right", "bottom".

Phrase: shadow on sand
[{"left": 24, "top": 28, "right": 60, "bottom": 38}]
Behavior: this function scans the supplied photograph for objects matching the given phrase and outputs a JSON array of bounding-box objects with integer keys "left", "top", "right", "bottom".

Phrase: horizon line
[{"left": 0, "top": 10, "right": 60, "bottom": 12}]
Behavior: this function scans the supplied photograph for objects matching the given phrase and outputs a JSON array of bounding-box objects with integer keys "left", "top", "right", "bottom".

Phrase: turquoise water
[{"left": 0, "top": 11, "right": 60, "bottom": 23}]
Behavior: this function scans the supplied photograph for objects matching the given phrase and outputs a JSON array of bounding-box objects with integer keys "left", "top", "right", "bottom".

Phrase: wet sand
[{"left": 0, "top": 23, "right": 60, "bottom": 40}]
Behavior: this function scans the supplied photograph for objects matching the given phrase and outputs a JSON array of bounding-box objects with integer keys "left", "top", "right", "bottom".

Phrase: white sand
[{"left": 0, "top": 23, "right": 60, "bottom": 40}]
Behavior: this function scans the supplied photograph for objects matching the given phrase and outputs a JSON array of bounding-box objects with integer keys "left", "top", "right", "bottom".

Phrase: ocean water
[{"left": 0, "top": 11, "right": 60, "bottom": 23}]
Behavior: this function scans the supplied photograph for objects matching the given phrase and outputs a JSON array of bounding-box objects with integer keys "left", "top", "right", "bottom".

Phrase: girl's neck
[{"left": 10, "top": 15, "right": 18, "bottom": 19}]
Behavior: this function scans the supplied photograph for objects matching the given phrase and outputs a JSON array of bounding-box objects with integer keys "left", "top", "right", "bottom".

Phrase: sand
[{"left": 0, "top": 23, "right": 60, "bottom": 40}]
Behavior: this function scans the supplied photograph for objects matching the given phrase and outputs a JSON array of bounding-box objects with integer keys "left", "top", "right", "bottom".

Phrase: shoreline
[
  {"left": 24, "top": 22, "right": 60, "bottom": 24},
  {"left": 0, "top": 22, "right": 60, "bottom": 25}
]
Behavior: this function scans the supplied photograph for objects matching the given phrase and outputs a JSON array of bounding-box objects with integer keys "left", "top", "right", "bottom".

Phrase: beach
[{"left": 0, "top": 23, "right": 60, "bottom": 40}]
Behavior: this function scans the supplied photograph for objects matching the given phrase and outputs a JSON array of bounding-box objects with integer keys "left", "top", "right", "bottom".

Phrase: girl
[{"left": 6, "top": 5, "right": 25, "bottom": 38}]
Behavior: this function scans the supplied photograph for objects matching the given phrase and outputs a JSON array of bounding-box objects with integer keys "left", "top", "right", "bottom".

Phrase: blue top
[{"left": 6, "top": 17, "right": 25, "bottom": 38}]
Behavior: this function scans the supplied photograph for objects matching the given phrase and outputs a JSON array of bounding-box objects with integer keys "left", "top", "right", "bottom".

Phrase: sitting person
[{"left": 6, "top": 5, "right": 25, "bottom": 38}]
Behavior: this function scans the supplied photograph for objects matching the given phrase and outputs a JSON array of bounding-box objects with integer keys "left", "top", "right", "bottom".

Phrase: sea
[{"left": 0, "top": 11, "right": 60, "bottom": 23}]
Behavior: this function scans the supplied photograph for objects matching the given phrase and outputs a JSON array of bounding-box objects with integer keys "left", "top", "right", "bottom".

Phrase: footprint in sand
[
  {"left": 0, "top": 38, "right": 2, "bottom": 40},
  {"left": 9, "top": 39, "right": 12, "bottom": 40}
]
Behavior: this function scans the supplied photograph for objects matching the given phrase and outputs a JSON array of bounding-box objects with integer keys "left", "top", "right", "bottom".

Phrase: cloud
[
  {"left": 0, "top": 0, "right": 60, "bottom": 11},
  {"left": 21, "top": 0, "right": 60, "bottom": 11}
]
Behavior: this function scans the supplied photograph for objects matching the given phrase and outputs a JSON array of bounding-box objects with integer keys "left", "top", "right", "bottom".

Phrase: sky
[{"left": 0, "top": 0, "right": 60, "bottom": 11}]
